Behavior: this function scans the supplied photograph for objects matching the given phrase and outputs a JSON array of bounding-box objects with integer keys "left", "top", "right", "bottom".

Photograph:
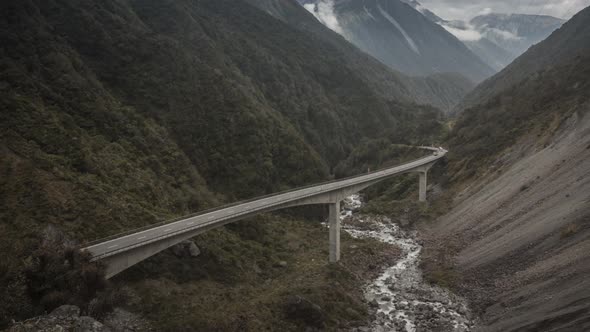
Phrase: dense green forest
[{"left": 0, "top": 0, "right": 446, "bottom": 329}]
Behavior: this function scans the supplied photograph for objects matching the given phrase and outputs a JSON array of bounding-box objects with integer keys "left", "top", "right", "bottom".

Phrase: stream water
[{"left": 341, "top": 195, "right": 474, "bottom": 332}]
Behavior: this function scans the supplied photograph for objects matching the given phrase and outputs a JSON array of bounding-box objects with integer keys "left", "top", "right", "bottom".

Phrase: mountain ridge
[
  {"left": 298, "top": 0, "right": 494, "bottom": 83},
  {"left": 250, "top": 0, "right": 477, "bottom": 111},
  {"left": 403, "top": 1, "right": 565, "bottom": 71},
  {"left": 457, "top": 6, "right": 589, "bottom": 113}
]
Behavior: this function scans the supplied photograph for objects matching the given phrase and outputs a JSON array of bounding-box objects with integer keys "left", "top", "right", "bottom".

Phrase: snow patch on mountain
[{"left": 377, "top": 3, "right": 421, "bottom": 54}]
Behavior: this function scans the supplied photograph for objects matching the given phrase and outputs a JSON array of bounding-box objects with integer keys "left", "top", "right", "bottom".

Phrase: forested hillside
[
  {"left": 299, "top": 0, "right": 494, "bottom": 83},
  {"left": 249, "top": 0, "right": 476, "bottom": 112},
  {"left": 0, "top": 0, "right": 446, "bottom": 328}
]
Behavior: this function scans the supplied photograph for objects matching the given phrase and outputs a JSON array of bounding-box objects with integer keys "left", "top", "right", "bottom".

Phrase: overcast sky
[{"left": 419, "top": 0, "right": 590, "bottom": 21}]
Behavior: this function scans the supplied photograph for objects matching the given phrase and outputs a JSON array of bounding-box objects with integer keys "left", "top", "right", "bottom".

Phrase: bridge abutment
[{"left": 328, "top": 201, "right": 341, "bottom": 263}]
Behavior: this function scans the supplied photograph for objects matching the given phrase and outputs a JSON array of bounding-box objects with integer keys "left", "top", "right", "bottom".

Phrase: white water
[{"left": 341, "top": 195, "right": 473, "bottom": 332}]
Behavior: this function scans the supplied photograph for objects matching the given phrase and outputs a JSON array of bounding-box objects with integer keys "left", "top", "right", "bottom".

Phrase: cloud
[
  {"left": 478, "top": 7, "right": 493, "bottom": 16},
  {"left": 418, "top": 0, "right": 590, "bottom": 21},
  {"left": 440, "top": 24, "right": 483, "bottom": 41},
  {"left": 303, "top": 1, "right": 345, "bottom": 34},
  {"left": 483, "top": 26, "right": 522, "bottom": 40}
]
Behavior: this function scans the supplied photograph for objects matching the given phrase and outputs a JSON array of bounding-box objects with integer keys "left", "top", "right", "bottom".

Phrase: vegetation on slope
[
  {"left": 449, "top": 54, "right": 590, "bottom": 182},
  {"left": 447, "top": 7, "right": 590, "bottom": 183},
  {"left": 0, "top": 0, "right": 447, "bottom": 329},
  {"left": 249, "top": 0, "right": 477, "bottom": 112},
  {"left": 122, "top": 215, "right": 401, "bottom": 330},
  {"left": 457, "top": 7, "right": 590, "bottom": 112}
]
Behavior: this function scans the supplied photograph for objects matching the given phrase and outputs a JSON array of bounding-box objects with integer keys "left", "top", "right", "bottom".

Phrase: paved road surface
[{"left": 84, "top": 148, "right": 447, "bottom": 260}]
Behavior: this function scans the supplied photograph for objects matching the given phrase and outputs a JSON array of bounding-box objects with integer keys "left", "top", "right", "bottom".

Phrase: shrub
[{"left": 24, "top": 242, "right": 112, "bottom": 317}]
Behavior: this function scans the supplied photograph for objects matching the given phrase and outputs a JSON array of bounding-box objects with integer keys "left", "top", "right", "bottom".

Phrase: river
[{"left": 341, "top": 194, "right": 474, "bottom": 332}]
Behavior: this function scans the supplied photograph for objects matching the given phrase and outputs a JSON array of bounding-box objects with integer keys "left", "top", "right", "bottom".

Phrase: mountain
[
  {"left": 0, "top": 0, "right": 449, "bottom": 328},
  {"left": 462, "top": 37, "right": 515, "bottom": 71},
  {"left": 470, "top": 13, "right": 566, "bottom": 57},
  {"left": 399, "top": 0, "right": 443, "bottom": 23},
  {"left": 299, "top": 0, "right": 495, "bottom": 83},
  {"left": 422, "top": 7, "right": 590, "bottom": 331},
  {"left": 403, "top": 1, "right": 566, "bottom": 71},
  {"left": 459, "top": 7, "right": 589, "bottom": 112},
  {"left": 441, "top": 13, "right": 564, "bottom": 71},
  {"left": 250, "top": 0, "right": 476, "bottom": 111}
]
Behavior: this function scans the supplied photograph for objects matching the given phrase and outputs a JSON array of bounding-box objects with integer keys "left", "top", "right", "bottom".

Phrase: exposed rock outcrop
[
  {"left": 172, "top": 240, "right": 201, "bottom": 258},
  {"left": 8, "top": 305, "right": 110, "bottom": 332},
  {"left": 8, "top": 305, "right": 151, "bottom": 332}
]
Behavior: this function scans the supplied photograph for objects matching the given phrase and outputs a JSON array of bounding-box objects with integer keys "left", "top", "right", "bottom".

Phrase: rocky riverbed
[{"left": 341, "top": 195, "right": 475, "bottom": 332}]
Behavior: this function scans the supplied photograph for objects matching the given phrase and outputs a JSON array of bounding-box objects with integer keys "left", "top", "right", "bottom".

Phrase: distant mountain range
[
  {"left": 298, "top": 0, "right": 494, "bottom": 83},
  {"left": 458, "top": 7, "right": 590, "bottom": 112},
  {"left": 402, "top": 1, "right": 565, "bottom": 71},
  {"left": 471, "top": 13, "right": 565, "bottom": 55}
]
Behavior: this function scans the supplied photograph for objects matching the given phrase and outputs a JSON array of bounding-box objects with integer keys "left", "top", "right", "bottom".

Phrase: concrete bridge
[{"left": 83, "top": 148, "right": 447, "bottom": 278}]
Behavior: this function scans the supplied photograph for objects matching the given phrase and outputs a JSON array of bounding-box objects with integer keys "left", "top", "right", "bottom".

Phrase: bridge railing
[{"left": 82, "top": 152, "right": 443, "bottom": 248}]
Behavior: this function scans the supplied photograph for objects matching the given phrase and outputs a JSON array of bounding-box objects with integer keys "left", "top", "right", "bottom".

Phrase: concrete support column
[
  {"left": 329, "top": 201, "right": 341, "bottom": 263},
  {"left": 419, "top": 171, "right": 427, "bottom": 202}
]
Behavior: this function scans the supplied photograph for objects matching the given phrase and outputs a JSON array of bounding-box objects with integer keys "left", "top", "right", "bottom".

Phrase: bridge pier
[
  {"left": 328, "top": 201, "right": 341, "bottom": 263},
  {"left": 419, "top": 171, "right": 427, "bottom": 202}
]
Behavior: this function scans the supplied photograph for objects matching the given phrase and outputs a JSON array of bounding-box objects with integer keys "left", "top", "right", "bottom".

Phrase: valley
[{"left": 1, "top": 0, "right": 589, "bottom": 331}]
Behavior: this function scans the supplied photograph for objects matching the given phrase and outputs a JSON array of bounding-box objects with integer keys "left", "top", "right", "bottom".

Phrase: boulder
[
  {"left": 172, "top": 240, "right": 200, "bottom": 258},
  {"left": 74, "top": 316, "right": 110, "bottom": 332},
  {"left": 49, "top": 305, "right": 80, "bottom": 318}
]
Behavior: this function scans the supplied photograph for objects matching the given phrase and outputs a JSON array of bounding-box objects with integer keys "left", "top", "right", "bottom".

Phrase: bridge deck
[{"left": 84, "top": 149, "right": 446, "bottom": 260}]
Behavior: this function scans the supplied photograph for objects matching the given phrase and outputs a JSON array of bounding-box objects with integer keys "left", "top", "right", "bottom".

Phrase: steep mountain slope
[
  {"left": 458, "top": 6, "right": 590, "bottom": 111},
  {"left": 0, "top": 0, "right": 447, "bottom": 328},
  {"left": 300, "top": 0, "right": 494, "bottom": 83},
  {"left": 250, "top": 0, "right": 476, "bottom": 111},
  {"left": 399, "top": 0, "right": 443, "bottom": 23},
  {"left": 462, "top": 37, "right": 515, "bottom": 71},
  {"left": 405, "top": 73, "right": 475, "bottom": 113},
  {"left": 422, "top": 7, "right": 590, "bottom": 331}
]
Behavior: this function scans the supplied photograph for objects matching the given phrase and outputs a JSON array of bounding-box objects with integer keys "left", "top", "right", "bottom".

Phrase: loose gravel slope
[{"left": 426, "top": 109, "right": 590, "bottom": 331}]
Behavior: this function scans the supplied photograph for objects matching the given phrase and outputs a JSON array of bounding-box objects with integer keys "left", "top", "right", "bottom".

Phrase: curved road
[{"left": 84, "top": 147, "right": 447, "bottom": 262}]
